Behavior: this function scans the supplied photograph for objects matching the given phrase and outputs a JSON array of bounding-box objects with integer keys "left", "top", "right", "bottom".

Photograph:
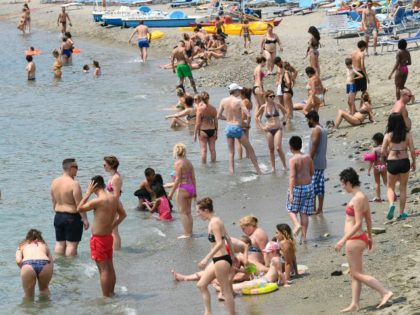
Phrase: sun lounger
[
  {"left": 380, "top": 30, "right": 420, "bottom": 51},
  {"left": 290, "top": 0, "right": 313, "bottom": 14},
  {"left": 381, "top": 6, "right": 406, "bottom": 34},
  {"left": 324, "top": 14, "right": 361, "bottom": 43}
]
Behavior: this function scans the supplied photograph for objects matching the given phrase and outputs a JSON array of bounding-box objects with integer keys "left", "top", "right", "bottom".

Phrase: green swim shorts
[{"left": 176, "top": 63, "right": 192, "bottom": 78}]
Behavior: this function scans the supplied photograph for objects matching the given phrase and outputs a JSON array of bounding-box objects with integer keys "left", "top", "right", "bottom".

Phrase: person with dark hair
[
  {"left": 253, "top": 56, "right": 267, "bottom": 112},
  {"left": 218, "top": 83, "right": 262, "bottom": 174},
  {"left": 335, "top": 168, "right": 393, "bottom": 312},
  {"left": 60, "top": 36, "right": 73, "bottom": 65},
  {"left": 287, "top": 136, "right": 314, "bottom": 243},
  {"left": 381, "top": 113, "right": 416, "bottom": 220},
  {"left": 293, "top": 66, "right": 325, "bottom": 114},
  {"left": 255, "top": 89, "right": 287, "bottom": 172},
  {"left": 25, "top": 55, "right": 35, "bottom": 80},
  {"left": 165, "top": 95, "right": 196, "bottom": 127},
  {"left": 260, "top": 24, "right": 282, "bottom": 74},
  {"left": 92, "top": 60, "right": 101, "bottom": 77},
  {"left": 306, "top": 110, "right": 328, "bottom": 214},
  {"left": 388, "top": 39, "right": 412, "bottom": 100},
  {"left": 351, "top": 40, "right": 369, "bottom": 96},
  {"left": 307, "top": 26, "right": 321, "bottom": 76},
  {"left": 361, "top": 0, "right": 378, "bottom": 55},
  {"left": 194, "top": 91, "right": 218, "bottom": 163},
  {"left": 128, "top": 20, "right": 151, "bottom": 63},
  {"left": 239, "top": 19, "right": 253, "bottom": 51},
  {"left": 77, "top": 175, "right": 126, "bottom": 297},
  {"left": 196, "top": 197, "right": 235, "bottom": 315},
  {"left": 57, "top": 7, "right": 72, "bottom": 34},
  {"left": 171, "top": 41, "right": 198, "bottom": 93},
  {"left": 333, "top": 92, "right": 375, "bottom": 128},
  {"left": 135, "top": 168, "right": 156, "bottom": 209},
  {"left": 367, "top": 132, "right": 387, "bottom": 202},
  {"left": 345, "top": 57, "right": 364, "bottom": 114},
  {"left": 143, "top": 185, "right": 173, "bottom": 221},
  {"left": 390, "top": 88, "right": 413, "bottom": 131},
  {"left": 51, "top": 158, "right": 89, "bottom": 256},
  {"left": 16, "top": 229, "right": 53, "bottom": 298}
]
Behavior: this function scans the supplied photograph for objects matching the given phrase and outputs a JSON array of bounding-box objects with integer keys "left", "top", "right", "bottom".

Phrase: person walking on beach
[
  {"left": 77, "top": 176, "right": 126, "bottom": 297},
  {"left": 351, "top": 40, "right": 369, "bottom": 96},
  {"left": 335, "top": 168, "right": 393, "bottom": 312},
  {"left": 103, "top": 156, "right": 127, "bottom": 250},
  {"left": 57, "top": 7, "right": 72, "bottom": 34},
  {"left": 26, "top": 55, "right": 36, "bottom": 80},
  {"left": 171, "top": 41, "right": 198, "bottom": 94},
  {"left": 388, "top": 40, "right": 412, "bottom": 100},
  {"left": 306, "top": 110, "right": 328, "bottom": 214},
  {"left": 239, "top": 19, "right": 253, "bottom": 52},
  {"left": 16, "top": 229, "right": 53, "bottom": 299},
  {"left": 168, "top": 143, "right": 197, "bottom": 239},
  {"left": 128, "top": 21, "right": 150, "bottom": 63},
  {"left": 51, "top": 159, "right": 89, "bottom": 256},
  {"left": 287, "top": 136, "right": 314, "bottom": 244},
  {"left": 306, "top": 26, "right": 321, "bottom": 76},
  {"left": 362, "top": 0, "right": 378, "bottom": 55},
  {"left": 390, "top": 88, "right": 413, "bottom": 131},
  {"left": 260, "top": 24, "right": 282, "bottom": 75},
  {"left": 217, "top": 83, "right": 262, "bottom": 175},
  {"left": 196, "top": 197, "right": 235, "bottom": 315}
]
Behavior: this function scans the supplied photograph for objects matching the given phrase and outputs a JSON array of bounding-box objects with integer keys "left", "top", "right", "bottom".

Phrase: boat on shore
[{"left": 122, "top": 10, "right": 202, "bottom": 28}]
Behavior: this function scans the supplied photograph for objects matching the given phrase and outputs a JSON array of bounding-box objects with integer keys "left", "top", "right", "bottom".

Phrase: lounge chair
[
  {"left": 324, "top": 14, "right": 361, "bottom": 43},
  {"left": 290, "top": 0, "right": 313, "bottom": 15},
  {"left": 380, "top": 30, "right": 420, "bottom": 51},
  {"left": 381, "top": 6, "right": 406, "bottom": 35}
]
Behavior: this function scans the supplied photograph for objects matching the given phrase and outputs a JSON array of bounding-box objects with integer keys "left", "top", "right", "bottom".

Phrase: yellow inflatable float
[
  {"left": 150, "top": 30, "right": 164, "bottom": 40},
  {"left": 241, "top": 282, "right": 279, "bottom": 295},
  {"left": 180, "top": 21, "right": 271, "bottom": 36}
]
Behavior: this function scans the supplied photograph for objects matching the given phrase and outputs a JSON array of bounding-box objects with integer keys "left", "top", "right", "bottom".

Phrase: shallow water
[{"left": 0, "top": 22, "right": 354, "bottom": 314}]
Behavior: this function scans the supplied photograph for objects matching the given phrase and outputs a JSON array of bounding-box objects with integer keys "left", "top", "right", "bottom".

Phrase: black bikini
[
  {"left": 201, "top": 129, "right": 216, "bottom": 137},
  {"left": 208, "top": 233, "right": 232, "bottom": 265},
  {"left": 264, "top": 38, "right": 278, "bottom": 44},
  {"left": 281, "top": 74, "right": 293, "bottom": 96},
  {"left": 265, "top": 108, "right": 280, "bottom": 136}
]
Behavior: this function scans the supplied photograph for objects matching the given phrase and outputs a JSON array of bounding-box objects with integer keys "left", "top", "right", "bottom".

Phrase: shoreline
[{"left": 1, "top": 2, "right": 420, "bottom": 314}]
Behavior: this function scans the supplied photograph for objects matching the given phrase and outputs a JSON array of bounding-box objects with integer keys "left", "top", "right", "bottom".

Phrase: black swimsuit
[
  {"left": 208, "top": 233, "right": 232, "bottom": 265},
  {"left": 265, "top": 107, "right": 281, "bottom": 136},
  {"left": 281, "top": 73, "right": 293, "bottom": 96},
  {"left": 201, "top": 129, "right": 216, "bottom": 138}
]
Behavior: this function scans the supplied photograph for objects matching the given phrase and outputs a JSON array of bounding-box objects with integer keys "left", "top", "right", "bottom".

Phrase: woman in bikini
[
  {"left": 236, "top": 87, "right": 253, "bottom": 160},
  {"left": 333, "top": 92, "right": 375, "bottom": 129},
  {"left": 253, "top": 56, "right": 267, "bottom": 113},
  {"left": 388, "top": 39, "right": 411, "bottom": 100},
  {"left": 381, "top": 113, "right": 416, "bottom": 221},
  {"left": 16, "top": 229, "right": 53, "bottom": 299},
  {"left": 239, "top": 215, "right": 269, "bottom": 266},
  {"left": 103, "top": 155, "right": 127, "bottom": 250},
  {"left": 52, "top": 49, "right": 62, "bottom": 79},
  {"left": 306, "top": 26, "right": 321, "bottom": 76},
  {"left": 168, "top": 143, "right": 197, "bottom": 239},
  {"left": 196, "top": 197, "right": 235, "bottom": 315},
  {"left": 260, "top": 24, "right": 282, "bottom": 75},
  {"left": 256, "top": 90, "right": 288, "bottom": 172},
  {"left": 278, "top": 61, "right": 297, "bottom": 121},
  {"left": 195, "top": 91, "right": 218, "bottom": 163},
  {"left": 165, "top": 95, "right": 196, "bottom": 128},
  {"left": 335, "top": 168, "right": 393, "bottom": 313},
  {"left": 294, "top": 67, "right": 326, "bottom": 115},
  {"left": 206, "top": 37, "right": 228, "bottom": 61}
]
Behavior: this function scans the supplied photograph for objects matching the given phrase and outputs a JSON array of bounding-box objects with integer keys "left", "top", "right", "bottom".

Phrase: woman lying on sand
[{"left": 333, "top": 92, "right": 375, "bottom": 129}]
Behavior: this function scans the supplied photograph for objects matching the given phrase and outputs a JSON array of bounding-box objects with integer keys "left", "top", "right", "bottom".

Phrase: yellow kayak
[
  {"left": 150, "top": 30, "right": 164, "bottom": 40},
  {"left": 180, "top": 21, "right": 271, "bottom": 35}
]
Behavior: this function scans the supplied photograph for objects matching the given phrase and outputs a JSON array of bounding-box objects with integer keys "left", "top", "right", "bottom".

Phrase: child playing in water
[
  {"left": 92, "top": 60, "right": 101, "bottom": 77},
  {"left": 16, "top": 229, "right": 53, "bottom": 299},
  {"left": 143, "top": 185, "right": 173, "bottom": 221},
  {"left": 367, "top": 132, "right": 387, "bottom": 202},
  {"left": 82, "top": 64, "right": 89, "bottom": 73},
  {"left": 345, "top": 58, "right": 363, "bottom": 115}
]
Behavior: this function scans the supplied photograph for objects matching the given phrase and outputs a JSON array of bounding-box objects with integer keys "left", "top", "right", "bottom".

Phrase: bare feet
[
  {"left": 171, "top": 270, "right": 185, "bottom": 281},
  {"left": 177, "top": 234, "right": 192, "bottom": 239},
  {"left": 293, "top": 225, "right": 302, "bottom": 238},
  {"left": 377, "top": 291, "right": 393, "bottom": 309},
  {"left": 340, "top": 304, "right": 360, "bottom": 313}
]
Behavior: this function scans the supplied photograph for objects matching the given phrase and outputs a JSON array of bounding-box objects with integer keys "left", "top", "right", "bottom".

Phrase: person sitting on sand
[
  {"left": 335, "top": 168, "right": 393, "bottom": 312},
  {"left": 16, "top": 229, "right": 54, "bottom": 299},
  {"left": 239, "top": 215, "right": 268, "bottom": 265},
  {"left": 333, "top": 92, "right": 374, "bottom": 129},
  {"left": 165, "top": 95, "right": 196, "bottom": 128},
  {"left": 206, "top": 37, "right": 228, "bottom": 62},
  {"left": 367, "top": 132, "right": 387, "bottom": 202},
  {"left": 293, "top": 67, "right": 326, "bottom": 115}
]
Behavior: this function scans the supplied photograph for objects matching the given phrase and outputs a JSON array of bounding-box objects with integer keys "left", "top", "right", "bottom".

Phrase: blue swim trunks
[
  {"left": 225, "top": 124, "right": 243, "bottom": 139},
  {"left": 62, "top": 49, "right": 72, "bottom": 58},
  {"left": 138, "top": 38, "right": 149, "bottom": 48},
  {"left": 346, "top": 83, "right": 357, "bottom": 94}
]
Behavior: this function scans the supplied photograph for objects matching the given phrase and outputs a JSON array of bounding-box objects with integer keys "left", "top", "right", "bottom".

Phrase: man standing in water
[
  {"left": 51, "top": 159, "right": 89, "bottom": 256},
  {"left": 171, "top": 40, "right": 198, "bottom": 93},
  {"left": 26, "top": 55, "right": 36, "bottom": 81},
  {"left": 128, "top": 20, "right": 151, "bottom": 63},
  {"left": 287, "top": 136, "right": 314, "bottom": 243},
  {"left": 57, "top": 7, "right": 72, "bottom": 34},
  {"left": 351, "top": 40, "right": 369, "bottom": 97},
  {"left": 306, "top": 110, "right": 328, "bottom": 214},
  {"left": 77, "top": 176, "right": 126, "bottom": 297},
  {"left": 217, "top": 83, "right": 261, "bottom": 175},
  {"left": 361, "top": 0, "right": 378, "bottom": 56},
  {"left": 391, "top": 88, "right": 413, "bottom": 131}
]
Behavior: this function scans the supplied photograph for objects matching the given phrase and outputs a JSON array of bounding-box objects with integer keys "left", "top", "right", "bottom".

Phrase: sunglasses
[{"left": 268, "top": 95, "right": 275, "bottom": 99}]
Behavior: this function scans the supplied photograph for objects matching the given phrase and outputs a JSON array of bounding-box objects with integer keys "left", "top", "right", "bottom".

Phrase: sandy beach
[{"left": 1, "top": 1, "right": 420, "bottom": 314}]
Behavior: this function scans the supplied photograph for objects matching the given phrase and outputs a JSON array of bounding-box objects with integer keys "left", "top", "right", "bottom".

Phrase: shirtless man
[
  {"left": 51, "top": 159, "right": 89, "bottom": 256},
  {"left": 362, "top": 0, "right": 378, "bottom": 55},
  {"left": 57, "top": 7, "right": 72, "bottom": 34},
  {"left": 77, "top": 176, "right": 126, "bottom": 297},
  {"left": 217, "top": 83, "right": 261, "bottom": 175},
  {"left": 26, "top": 55, "right": 36, "bottom": 81},
  {"left": 351, "top": 40, "right": 369, "bottom": 97},
  {"left": 60, "top": 36, "right": 73, "bottom": 64},
  {"left": 390, "top": 88, "right": 413, "bottom": 130},
  {"left": 171, "top": 41, "right": 198, "bottom": 93},
  {"left": 287, "top": 136, "right": 314, "bottom": 243},
  {"left": 128, "top": 21, "right": 151, "bottom": 63}
]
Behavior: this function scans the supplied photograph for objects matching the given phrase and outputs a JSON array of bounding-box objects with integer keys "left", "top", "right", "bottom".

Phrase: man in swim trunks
[
  {"left": 362, "top": 0, "right": 378, "bottom": 55},
  {"left": 217, "top": 83, "right": 261, "bottom": 175},
  {"left": 57, "top": 7, "right": 72, "bottom": 34},
  {"left": 391, "top": 88, "right": 413, "bottom": 130},
  {"left": 26, "top": 55, "right": 36, "bottom": 81},
  {"left": 287, "top": 136, "right": 314, "bottom": 243},
  {"left": 306, "top": 111, "right": 328, "bottom": 214},
  {"left": 351, "top": 40, "right": 369, "bottom": 97},
  {"left": 50, "top": 159, "right": 89, "bottom": 256},
  {"left": 60, "top": 36, "right": 73, "bottom": 64},
  {"left": 171, "top": 40, "right": 198, "bottom": 93},
  {"left": 128, "top": 20, "right": 151, "bottom": 63},
  {"left": 77, "top": 175, "right": 126, "bottom": 297}
]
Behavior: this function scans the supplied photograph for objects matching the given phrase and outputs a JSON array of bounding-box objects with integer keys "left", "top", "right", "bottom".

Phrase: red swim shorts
[{"left": 90, "top": 234, "right": 113, "bottom": 261}]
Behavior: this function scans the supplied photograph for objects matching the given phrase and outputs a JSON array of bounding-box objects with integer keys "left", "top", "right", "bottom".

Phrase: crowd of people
[{"left": 14, "top": 3, "right": 419, "bottom": 314}]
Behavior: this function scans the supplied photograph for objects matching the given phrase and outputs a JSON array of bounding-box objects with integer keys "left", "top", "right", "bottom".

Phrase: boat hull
[
  {"left": 103, "top": 17, "right": 123, "bottom": 26},
  {"left": 93, "top": 12, "right": 103, "bottom": 22},
  {"left": 123, "top": 17, "right": 197, "bottom": 28}
]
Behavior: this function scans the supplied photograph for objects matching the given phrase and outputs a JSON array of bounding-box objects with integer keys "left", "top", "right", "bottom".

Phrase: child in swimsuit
[
  {"left": 345, "top": 58, "right": 363, "bottom": 115},
  {"left": 240, "top": 19, "right": 252, "bottom": 51},
  {"left": 16, "top": 229, "right": 53, "bottom": 298},
  {"left": 367, "top": 132, "right": 387, "bottom": 202},
  {"left": 143, "top": 185, "right": 173, "bottom": 221}
]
